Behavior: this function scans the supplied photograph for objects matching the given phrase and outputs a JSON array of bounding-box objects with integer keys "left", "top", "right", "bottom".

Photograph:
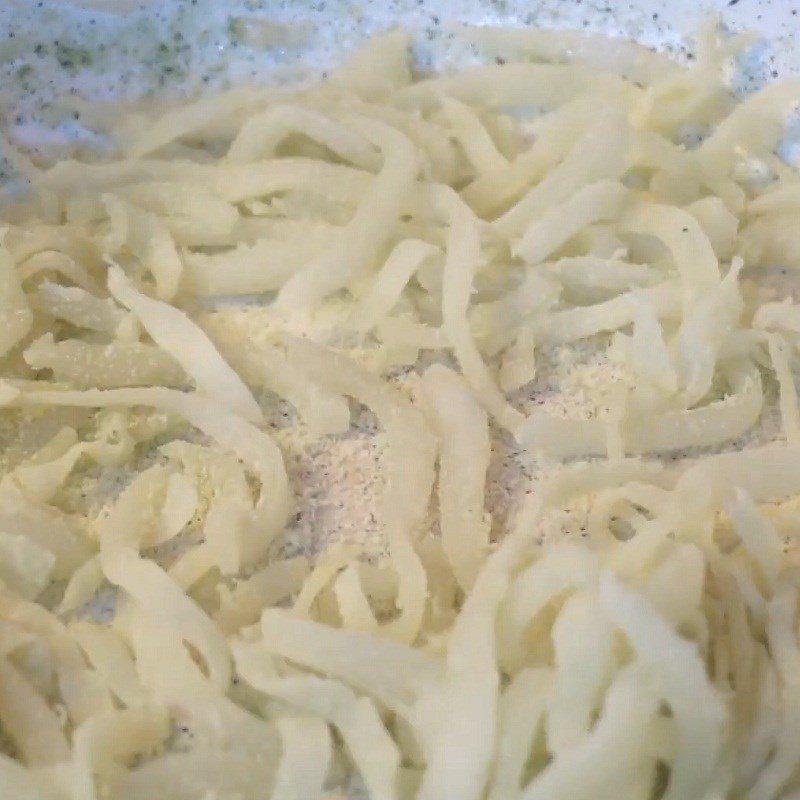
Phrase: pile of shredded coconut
[{"left": 5, "top": 21, "right": 800, "bottom": 800}]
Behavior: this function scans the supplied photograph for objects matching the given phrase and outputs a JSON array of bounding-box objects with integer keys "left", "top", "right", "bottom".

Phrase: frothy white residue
[{"left": 1, "top": 0, "right": 799, "bottom": 173}]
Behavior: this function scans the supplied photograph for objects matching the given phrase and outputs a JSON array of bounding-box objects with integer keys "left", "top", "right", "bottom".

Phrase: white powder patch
[{"left": 274, "top": 413, "right": 389, "bottom": 558}]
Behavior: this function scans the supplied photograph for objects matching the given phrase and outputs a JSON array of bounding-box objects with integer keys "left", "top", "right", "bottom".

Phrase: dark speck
[
  {"left": 682, "top": 227, "right": 689, "bottom": 232},
  {"left": 728, "top": 0, "right": 740, "bottom": 5}
]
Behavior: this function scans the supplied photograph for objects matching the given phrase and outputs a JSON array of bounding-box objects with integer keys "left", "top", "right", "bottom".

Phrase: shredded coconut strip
[
  {"left": 107, "top": 265, "right": 263, "bottom": 422},
  {"left": 432, "top": 184, "right": 524, "bottom": 432},
  {"left": 420, "top": 364, "right": 491, "bottom": 590}
]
